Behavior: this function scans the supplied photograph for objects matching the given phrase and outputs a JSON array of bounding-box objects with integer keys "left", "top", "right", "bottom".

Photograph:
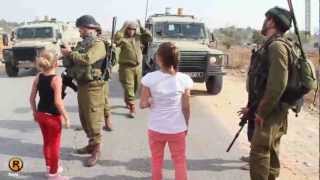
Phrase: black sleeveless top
[{"left": 37, "top": 73, "right": 60, "bottom": 115}]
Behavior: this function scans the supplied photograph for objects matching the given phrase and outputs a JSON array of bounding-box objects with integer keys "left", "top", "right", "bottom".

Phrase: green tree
[{"left": 251, "top": 30, "right": 264, "bottom": 45}]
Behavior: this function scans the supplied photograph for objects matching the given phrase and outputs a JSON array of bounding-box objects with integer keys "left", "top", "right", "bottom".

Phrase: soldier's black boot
[
  {"left": 74, "top": 145, "right": 93, "bottom": 154},
  {"left": 85, "top": 144, "right": 101, "bottom": 167}
]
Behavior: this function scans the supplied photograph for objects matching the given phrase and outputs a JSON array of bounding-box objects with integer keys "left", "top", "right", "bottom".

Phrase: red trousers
[
  {"left": 148, "top": 130, "right": 188, "bottom": 180},
  {"left": 36, "top": 112, "right": 62, "bottom": 174}
]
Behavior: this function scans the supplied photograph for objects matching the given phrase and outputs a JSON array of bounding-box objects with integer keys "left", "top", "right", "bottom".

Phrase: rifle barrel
[
  {"left": 287, "top": 0, "right": 306, "bottom": 59},
  {"left": 226, "top": 125, "right": 245, "bottom": 152}
]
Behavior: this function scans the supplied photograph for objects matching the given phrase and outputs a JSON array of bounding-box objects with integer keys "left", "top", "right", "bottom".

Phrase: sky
[{"left": 0, "top": 0, "right": 319, "bottom": 33}]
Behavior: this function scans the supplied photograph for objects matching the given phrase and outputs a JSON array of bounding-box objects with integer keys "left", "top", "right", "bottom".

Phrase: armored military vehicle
[
  {"left": 2, "top": 18, "right": 80, "bottom": 77},
  {"left": 143, "top": 8, "right": 228, "bottom": 95}
]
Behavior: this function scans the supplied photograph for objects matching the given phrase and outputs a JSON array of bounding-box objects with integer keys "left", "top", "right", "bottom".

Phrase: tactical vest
[
  {"left": 64, "top": 37, "right": 105, "bottom": 83},
  {"left": 70, "top": 59, "right": 104, "bottom": 83},
  {"left": 247, "top": 35, "right": 287, "bottom": 108}
]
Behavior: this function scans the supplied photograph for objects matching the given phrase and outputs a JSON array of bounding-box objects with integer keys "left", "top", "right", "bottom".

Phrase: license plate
[
  {"left": 18, "top": 61, "right": 35, "bottom": 68},
  {"left": 185, "top": 72, "right": 204, "bottom": 78}
]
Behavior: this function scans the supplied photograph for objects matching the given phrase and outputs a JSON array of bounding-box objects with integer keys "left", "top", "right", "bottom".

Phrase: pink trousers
[
  {"left": 148, "top": 129, "right": 187, "bottom": 180},
  {"left": 37, "top": 112, "right": 62, "bottom": 174}
]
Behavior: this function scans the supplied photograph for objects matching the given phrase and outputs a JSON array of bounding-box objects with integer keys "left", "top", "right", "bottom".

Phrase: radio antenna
[{"left": 144, "top": 0, "right": 150, "bottom": 23}]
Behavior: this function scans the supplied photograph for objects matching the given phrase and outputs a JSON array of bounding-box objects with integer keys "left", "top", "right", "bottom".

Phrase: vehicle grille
[
  {"left": 13, "top": 47, "right": 38, "bottom": 61},
  {"left": 178, "top": 51, "right": 208, "bottom": 72}
]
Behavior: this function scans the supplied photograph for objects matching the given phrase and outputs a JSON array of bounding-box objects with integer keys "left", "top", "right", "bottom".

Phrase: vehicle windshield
[
  {"left": 16, "top": 27, "right": 54, "bottom": 39},
  {"left": 154, "top": 22, "right": 206, "bottom": 39}
]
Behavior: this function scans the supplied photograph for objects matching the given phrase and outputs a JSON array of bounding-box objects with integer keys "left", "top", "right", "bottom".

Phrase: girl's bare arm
[
  {"left": 51, "top": 76, "right": 70, "bottom": 126},
  {"left": 29, "top": 74, "right": 39, "bottom": 121},
  {"left": 181, "top": 89, "right": 191, "bottom": 127},
  {"left": 140, "top": 85, "right": 152, "bottom": 109}
]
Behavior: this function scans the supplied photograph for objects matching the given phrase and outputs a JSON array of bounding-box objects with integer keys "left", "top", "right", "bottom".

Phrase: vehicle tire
[
  {"left": 5, "top": 62, "right": 19, "bottom": 77},
  {"left": 206, "top": 76, "right": 223, "bottom": 95},
  {"left": 31, "top": 67, "right": 39, "bottom": 75}
]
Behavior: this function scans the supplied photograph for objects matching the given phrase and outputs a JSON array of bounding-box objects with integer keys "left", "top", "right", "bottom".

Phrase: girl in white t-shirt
[{"left": 140, "top": 42, "right": 193, "bottom": 180}]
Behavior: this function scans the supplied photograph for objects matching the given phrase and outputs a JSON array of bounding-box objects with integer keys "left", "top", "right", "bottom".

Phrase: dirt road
[
  {"left": 0, "top": 67, "right": 318, "bottom": 180},
  {"left": 0, "top": 69, "right": 250, "bottom": 180}
]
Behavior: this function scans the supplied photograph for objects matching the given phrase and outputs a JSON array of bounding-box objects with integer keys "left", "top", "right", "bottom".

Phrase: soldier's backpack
[
  {"left": 282, "top": 0, "right": 319, "bottom": 116},
  {"left": 278, "top": 38, "right": 318, "bottom": 115}
]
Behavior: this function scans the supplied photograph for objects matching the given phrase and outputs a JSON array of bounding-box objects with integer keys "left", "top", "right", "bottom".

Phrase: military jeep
[
  {"left": 143, "top": 10, "right": 227, "bottom": 95},
  {"left": 2, "top": 19, "right": 80, "bottom": 77}
]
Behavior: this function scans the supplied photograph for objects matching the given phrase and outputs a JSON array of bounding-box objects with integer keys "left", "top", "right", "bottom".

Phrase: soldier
[
  {"left": 61, "top": 15, "right": 107, "bottom": 167},
  {"left": 246, "top": 7, "right": 292, "bottom": 180},
  {"left": 115, "top": 20, "right": 152, "bottom": 118},
  {"left": 96, "top": 30, "right": 113, "bottom": 131}
]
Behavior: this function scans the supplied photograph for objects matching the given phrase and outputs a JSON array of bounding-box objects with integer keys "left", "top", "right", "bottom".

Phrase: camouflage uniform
[
  {"left": 248, "top": 7, "right": 292, "bottom": 180},
  {"left": 64, "top": 15, "right": 107, "bottom": 167},
  {"left": 115, "top": 21, "right": 152, "bottom": 115},
  {"left": 104, "top": 83, "right": 110, "bottom": 117},
  {"left": 67, "top": 36, "right": 106, "bottom": 147}
]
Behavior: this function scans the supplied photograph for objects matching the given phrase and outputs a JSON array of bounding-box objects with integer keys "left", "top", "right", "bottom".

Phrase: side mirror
[
  {"left": 208, "top": 33, "right": 218, "bottom": 48},
  {"left": 53, "top": 33, "right": 62, "bottom": 44},
  {"left": 156, "top": 31, "right": 163, "bottom": 36},
  {"left": 10, "top": 31, "right": 15, "bottom": 42},
  {"left": 209, "top": 33, "right": 215, "bottom": 43},
  {"left": 57, "top": 32, "right": 62, "bottom": 40},
  {"left": 2, "top": 34, "right": 9, "bottom": 46}
]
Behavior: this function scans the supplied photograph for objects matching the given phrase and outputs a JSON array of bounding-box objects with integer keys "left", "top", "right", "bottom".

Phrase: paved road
[{"left": 0, "top": 68, "right": 249, "bottom": 180}]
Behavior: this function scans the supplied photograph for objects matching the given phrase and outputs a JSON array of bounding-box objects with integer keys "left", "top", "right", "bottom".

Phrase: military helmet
[
  {"left": 126, "top": 21, "right": 138, "bottom": 30},
  {"left": 265, "top": 7, "right": 292, "bottom": 31},
  {"left": 76, "top": 15, "right": 101, "bottom": 30}
]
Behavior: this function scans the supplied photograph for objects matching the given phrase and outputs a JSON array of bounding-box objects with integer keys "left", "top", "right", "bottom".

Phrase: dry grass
[
  {"left": 220, "top": 45, "right": 251, "bottom": 69},
  {"left": 219, "top": 45, "right": 319, "bottom": 110},
  {"left": 308, "top": 51, "right": 319, "bottom": 67}
]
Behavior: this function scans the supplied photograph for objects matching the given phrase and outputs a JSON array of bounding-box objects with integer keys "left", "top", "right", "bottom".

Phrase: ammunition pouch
[{"left": 69, "top": 59, "right": 104, "bottom": 83}]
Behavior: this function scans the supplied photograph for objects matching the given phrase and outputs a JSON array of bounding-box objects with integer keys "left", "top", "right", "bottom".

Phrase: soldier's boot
[
  {"left": 268, "top": 174, "right": 277, "bottom": 180},
  {"left": 103, "top": 114, "right": 113, "bottom": 131},
  {"left": 74, "top": 145, "right": 94, "bottom": 155},
  {"left": 128, "top": 103, "right": 136, "bottom": 118},
  {"left": 85, "top": 144, "right": 101, "bottom": 167},
  {"left": 124, "top": 98, "right": 130, "bottom": 109}
]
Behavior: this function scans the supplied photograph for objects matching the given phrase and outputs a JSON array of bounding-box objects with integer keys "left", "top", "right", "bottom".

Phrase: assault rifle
[
  {"left": 226, "top": 105, "right": 257, "bottom": 152},
  {"left": 60, "top": 44, "right": 78, "bottom": 99},
  {"left": 102, "top": 16, "right": 117, "bottom": 80},
  {"left": 61, "top": 70, "right": 77, "bottom": 99}
]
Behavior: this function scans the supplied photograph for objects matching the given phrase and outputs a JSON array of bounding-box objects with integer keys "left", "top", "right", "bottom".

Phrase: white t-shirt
[{"left": 141, "top": 71, "right": 194, "bottom": 134}]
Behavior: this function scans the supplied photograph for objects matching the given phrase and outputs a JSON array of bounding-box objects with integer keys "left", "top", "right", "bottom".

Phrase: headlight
[{"left": 209, "top": 57, "right": 217, "bottom": 65}]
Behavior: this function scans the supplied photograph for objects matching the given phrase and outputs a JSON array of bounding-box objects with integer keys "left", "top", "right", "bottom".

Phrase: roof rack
[{"left": 149, "top": 14, "right": 195, "bottom": 19}]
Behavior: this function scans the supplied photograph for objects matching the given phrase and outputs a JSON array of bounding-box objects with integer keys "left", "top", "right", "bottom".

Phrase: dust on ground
[{"left": 192, "top": 69, "right": 319, "bottom": 180}]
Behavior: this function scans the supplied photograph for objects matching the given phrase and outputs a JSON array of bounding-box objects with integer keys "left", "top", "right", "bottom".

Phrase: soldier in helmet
[
  {"left": 243, "top": 7, "right": 293, "bottom": 180},
  {"left": 61, "top": 15, "right": 107, "bottom": 167},
  {"left": 115, "top": 20, "right": 152, "bottom": 118}
]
